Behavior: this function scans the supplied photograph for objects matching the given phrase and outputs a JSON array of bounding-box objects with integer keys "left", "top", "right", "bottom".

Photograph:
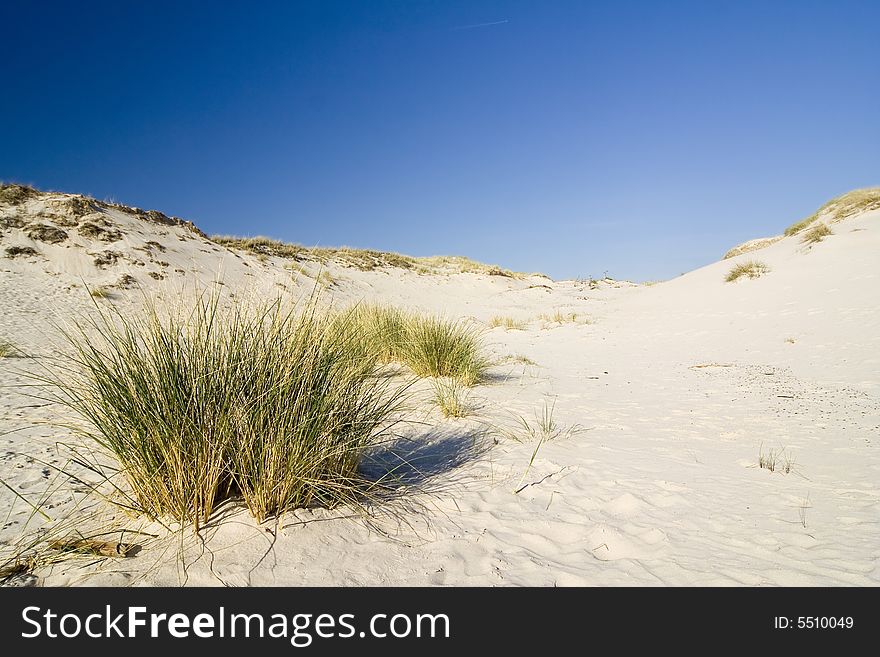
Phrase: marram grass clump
[
  {"left": 341, "top": 303, "right": 410, "bottom": 365},
  {"left": 342, "top": 304, "right": 490, "bottom": 386},
  {"left": 801, "top": 223, "right": 832, "bottom": 244},
  {"left": 431, "top": 378, "right": 473, "bottom": 418},
  {"left": 41, "top": 294, "right": 410, "bottom": 526},
  {"left": 395, "top": 313, "right": 489, "bottom": 386},
  {"left": 725, "top": 260, "right": 770, "bottom": 283}
]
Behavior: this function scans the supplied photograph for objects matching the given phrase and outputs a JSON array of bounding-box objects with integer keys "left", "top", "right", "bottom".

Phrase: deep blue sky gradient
[{"left": 2, "top": 1, "right": 878, "bottom": 280}]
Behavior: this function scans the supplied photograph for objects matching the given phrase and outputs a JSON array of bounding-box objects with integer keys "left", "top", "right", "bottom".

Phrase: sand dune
[{"left": 1, "top": 185, "right": 878, "bottom": 586}]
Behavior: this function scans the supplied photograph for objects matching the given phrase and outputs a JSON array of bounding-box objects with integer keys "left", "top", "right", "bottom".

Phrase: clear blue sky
[{"left": 2, "top": 1, "right": 878, "bottom": 281}]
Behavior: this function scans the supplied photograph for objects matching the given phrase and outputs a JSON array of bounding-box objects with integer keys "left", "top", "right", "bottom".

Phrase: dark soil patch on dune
[
  {"left": 5, "top": 245, "right": 39, "bottom": 258},
  {"left": 92, "top": 250, "right": 123, "bottom": 268},
  {"left": 79, "top": 221, "right": 124, "bottom": 243},
  {"left": 117, "top": 274, "right": 138, "bottom": 288},
  {"left": 0, "top": 184, "right": 40, "bottom": 205},
  {"left": 0, "top": 216, "right": 26, "bottom": 230},
  {"left": 26, "top": 223, "right": 68, "bottom": 244}
]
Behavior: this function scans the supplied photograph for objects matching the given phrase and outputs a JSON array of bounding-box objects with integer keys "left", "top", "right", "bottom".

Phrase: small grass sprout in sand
[
  {"left": 88, "top": 285, "right": 113, "bottom": 299},
  {"left": 758, "top": 444, "right": 795, "bottom": 474},
  {"left": 489, "top": 316, "right": 526, "bottom": 330},
  {"left": 801, "top": 223, "right": 832, "bottom": 244},
  {"left": 0, "top": 482, "right": 152, "bottom": 586},
  {"left": 431, "top": 378, "right": 474, "bottom": 418},
  {"left": 0, "top": 340, "right": 19, "bottom": 358},
  {"left": 317, "top": 270, "right": 336, "bottom": 287},
  {"left": 499, "top": 353, "right": 537, "bottom": 366},
  {"left": 286, "top": 262, "right": 313, "bottom": 278},
  {"left": 535, "top": 398, "right": 559, "bottom": 440},
  {"left": 504, "top": 398, "right": 584, "bottom": 445},
  {"left": 798, "top": 492, "right": 811, "bottom": 528},
  {"left": 511, "top": 398, "right": 584, "bottom": 493},
  {"left": 539, "top": 310, "right": 580, "bottom": 325},
  {"left": 725, "top": 260, "right": 770, "bottom": 283}
]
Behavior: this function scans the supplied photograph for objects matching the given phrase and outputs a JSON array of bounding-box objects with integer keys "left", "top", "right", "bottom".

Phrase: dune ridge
[{"left": 1, "top": 184, "right": 878, "bottom": 587}]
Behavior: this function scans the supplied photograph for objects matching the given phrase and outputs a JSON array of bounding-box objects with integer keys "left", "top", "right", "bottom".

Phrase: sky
[{"left": 2, "top": 0, "right": 878, "bottom": 281}]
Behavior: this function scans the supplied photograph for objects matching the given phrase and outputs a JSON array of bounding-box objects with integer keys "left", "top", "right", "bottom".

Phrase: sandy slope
[{"left": 1, "top": 190, "right": 877, "bottom": 586}]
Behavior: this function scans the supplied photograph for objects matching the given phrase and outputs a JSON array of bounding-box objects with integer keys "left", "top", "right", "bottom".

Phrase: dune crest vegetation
[
  {"left": 784, "top": 187, "right": 880, "bottom": 236},
  {"left": 212, "top": 235, "right": 530, "bottom": 278}
]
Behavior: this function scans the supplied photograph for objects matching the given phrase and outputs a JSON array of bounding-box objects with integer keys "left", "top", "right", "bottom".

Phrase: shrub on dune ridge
[
  {"left": 211, "top": 234, "right": 534, "bottom": 277},
  {"left": 0, "top": 183, "right": 39, "bottom": 205},
  {"left": 213, "top": 235, "right": 308, "bottom": 259},
  {"left": 39, "top": 293, "right": 410, "bottom": 526}
]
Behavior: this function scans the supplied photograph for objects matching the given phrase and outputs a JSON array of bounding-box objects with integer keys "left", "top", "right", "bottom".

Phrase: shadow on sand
[{"left": 361, "top": 426, "right": 492, "bottom": 491}]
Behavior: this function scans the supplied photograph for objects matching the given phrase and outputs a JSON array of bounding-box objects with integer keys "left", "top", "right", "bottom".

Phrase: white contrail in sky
[{"left": 452, "top": 19, "right": 509, "bottom": 31}]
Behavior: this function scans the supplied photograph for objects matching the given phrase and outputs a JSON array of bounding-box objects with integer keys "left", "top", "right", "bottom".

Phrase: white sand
[{"left": 1, "top": 190, "right": 878, "bottom": 586}]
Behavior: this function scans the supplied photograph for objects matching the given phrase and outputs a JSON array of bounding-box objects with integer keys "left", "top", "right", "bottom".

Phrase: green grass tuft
[
  {"left": 88, "top": 286, "right": 113, "bottom": 299},
  {"left": 488, "top": 316, "right": 526, "bottom": 330},
  {"left": 342, "top": 304, "right": 489, "bottom": 386},
  {"left": 725, "top": 260, "right": 770, "bottom": 283},
  {"left": 431, "top": 378, "right": 474, "bottom": 418},
  {"left": 317, "top": 270, "right": 336, "bottom": 287},
  {"left": 499, "top": 353, "right": 537, "bottom": 366},
  {"left": 539, "top": 310, "right": 580, "bottom": 324},
  {"left": 758, "top": 444, "right": 795, "bottom": 474},
  {"left": 0, "top": 340, "right": 19, "bottom": 358},
  {"left": 341, "top": 304, "right": 410, "bottom": 366},
  {"left": 399, "top": 314, "right": 489, "bottom": 386},
  {"left": 39, "top": 293, "right": 410, "bottom": 526},
  {"left": 800, "top": 223, "right": 832, "bottom": 244}
]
